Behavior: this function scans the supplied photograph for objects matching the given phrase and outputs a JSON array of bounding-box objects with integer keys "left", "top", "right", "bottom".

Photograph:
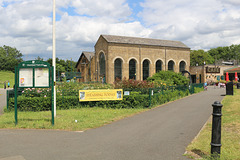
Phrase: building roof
[
  {"left": 82, "top": 51, "right": 95, "bottom": 62},
  {"left": 224, "top": 66, "right": 240, "bottom": 73},
  {"left": 101, "top": 35, "right": 190, "bottom": 49},
  {"left": 75, "top": 51, "right": 95, "bottom": 68}
]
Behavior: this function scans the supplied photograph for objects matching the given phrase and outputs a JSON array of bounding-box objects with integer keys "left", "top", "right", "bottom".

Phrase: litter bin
[
  {"left": 237, "top": 83, "right": 240, "bottom": 89},
  {"left": 226, "top": 81, "right": 233, "bottom": 95}
]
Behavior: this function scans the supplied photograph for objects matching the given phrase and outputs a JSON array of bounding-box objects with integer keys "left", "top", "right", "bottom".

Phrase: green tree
[
  {"left": 147, "top": 71, "right": 189, "bottom": 86},
  {"left": 35, "top": 56, "right": 43, "bottom": 61},
  {"left": 229, "top": 44, "right": 240, "bottom": 64},
  {"left": 46, "top": 58, "right": 76, "bottom": 73},
  {"left": 190, "top": 49, "right": 214, "bottom": 66},
  {"left": 208, "top": 46, "right": 234, "bottom": 62},
  {"left": 0, "top": 45, "right": 23, "bottom": 72},
  {"left": 56, "top": 63, "right": 65, "bottom": 74}
]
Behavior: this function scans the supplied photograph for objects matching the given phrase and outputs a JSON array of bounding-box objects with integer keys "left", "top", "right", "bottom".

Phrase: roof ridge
[{"left": 101, "top": 35, "right": 189, "bottom": 49}]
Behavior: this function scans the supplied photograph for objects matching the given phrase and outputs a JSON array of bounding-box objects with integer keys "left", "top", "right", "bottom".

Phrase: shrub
[
  {"left": 113, "top": 78, "right": 154, "bottom": 89},
  {"left": 219, "top": 80, "right": 226, "bottom": 83},
  {"left": 147, "top": 71, "right": 189, "bottom": 87}
]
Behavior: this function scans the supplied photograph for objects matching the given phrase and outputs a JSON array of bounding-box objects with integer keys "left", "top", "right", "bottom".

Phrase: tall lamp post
[{"left": 52, "top": 0, "right": 56, "bottom": 117}]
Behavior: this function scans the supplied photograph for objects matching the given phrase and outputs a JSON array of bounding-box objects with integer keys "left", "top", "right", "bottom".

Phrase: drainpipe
[
  {"left": 139, "top": 45, "right": 142, "bottom": 80},
  {"left": 165, "top": 47, "right": 167, "bottom": 71}
]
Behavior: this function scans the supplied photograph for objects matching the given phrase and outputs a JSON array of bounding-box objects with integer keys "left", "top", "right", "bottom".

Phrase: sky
[{"left": 0, "top": 0, "right": 240, "bottom": 61}]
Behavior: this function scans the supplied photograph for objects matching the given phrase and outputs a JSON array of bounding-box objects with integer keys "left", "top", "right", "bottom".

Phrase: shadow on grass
[
  {"left": 19, "top": 118, "right": 51, "bottom": 122},
  {"left": 191, "top": 149, "right": 208, "bottom": 158}
]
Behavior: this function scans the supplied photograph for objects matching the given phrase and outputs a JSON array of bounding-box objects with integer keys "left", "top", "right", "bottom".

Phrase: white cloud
[
  {"left": 0, "top": 0, "right": 239, "bottom": 60},
  {"left": 0, "top": 0, "right": 149, "bottom": 60},
  {"left": 71, "top": 0, "right": 131, "bottom": 19},
  {"left": 139, "top": 0, "right": 240, "bottom": 50},
  {"left": 219, "top": 0, "right": 240, "bottom": 6}
]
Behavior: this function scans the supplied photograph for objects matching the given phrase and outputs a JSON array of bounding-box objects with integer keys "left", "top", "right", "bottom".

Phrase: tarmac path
[
  {"left": 0, "top": 87, "right": 225, "bottom": 160},
  {"left": 0, "top": 88, "right": 11, "bottom": 115}
]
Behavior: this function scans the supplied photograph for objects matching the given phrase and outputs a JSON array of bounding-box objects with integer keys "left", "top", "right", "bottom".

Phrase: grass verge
[
  {"left": 0, "top": 70, "right": 14, "bottom": 88},
  {"left": 185, "top": 89, "right": 240, "bottom": 160},
  {"left": 0, "top": 108, "right": 147, "bottom": 131}
]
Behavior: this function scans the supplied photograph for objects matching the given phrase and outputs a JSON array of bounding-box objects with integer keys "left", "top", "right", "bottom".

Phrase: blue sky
[{"left": 0, "top": 0, "right": 240, "bottom": 61}]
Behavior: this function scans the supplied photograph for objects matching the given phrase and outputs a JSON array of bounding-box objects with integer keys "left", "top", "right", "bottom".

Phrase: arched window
[
  {"left": 179, "top": 61, "right": 186, "bottom": 72},
  {"left": 155, "top": 60, "right": 162, "bottom": 73},
  {"left": 99, "top": 52, "right": 105, "bottom": 76},
  {"left": 129, "top": 59, "right": 136, "bottom": 80},
  {"left": 168, "top": 60, "right": 175, "bottom": 71},
  {"left": 114, "top": 58, "right": 122, "bottom": 80},
  {"left": 143, "top": 59, "right": 150, "bottom": 80}
]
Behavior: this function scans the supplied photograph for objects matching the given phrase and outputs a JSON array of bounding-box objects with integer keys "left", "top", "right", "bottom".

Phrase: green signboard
[
  {"left": 14, "top": 60, "right": 54, "bottom": 125},
  {"left": 17, "top": 60, "right": 51, "bottom": 88}
]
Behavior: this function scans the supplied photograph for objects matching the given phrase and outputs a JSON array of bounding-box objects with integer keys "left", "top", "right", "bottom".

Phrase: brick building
[
  {"left": 76, "top": 35, "right": 190, "bottom": 84},
  {"left": 189, "top": 64, "right": 239, "bottom": 84}
]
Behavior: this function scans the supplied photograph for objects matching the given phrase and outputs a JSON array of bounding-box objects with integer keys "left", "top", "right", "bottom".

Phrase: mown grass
[
  {"left": 185, "top": 88, "right": 240, "bottom": 160},
  {"left": 0, "top": 70, "right": 14, "bottom": 88},
  {"left": 0, "top": 108, "right": 147, "bottom": 131}
]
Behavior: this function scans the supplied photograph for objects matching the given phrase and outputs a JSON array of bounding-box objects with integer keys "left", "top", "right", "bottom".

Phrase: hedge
[{"left": 8, "top": 88, "right": 190, "bottom": 111}]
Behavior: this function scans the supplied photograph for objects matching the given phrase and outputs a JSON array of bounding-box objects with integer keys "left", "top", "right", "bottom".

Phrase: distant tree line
[
  {"left": 190, "top": 44, "right": 240, "bottom": 66},
  {"left": 2, "top": 44, "right": 240, "bottom": 73},
  {"left": 0, "top": 45, "right": 77, "bottom": 73},
  {"left": 45, "top": 58, "right": 77, "bottom": 74}
]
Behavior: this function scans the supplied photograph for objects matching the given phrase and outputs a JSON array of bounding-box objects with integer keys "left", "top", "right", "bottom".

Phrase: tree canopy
[
  {"left": 191, "top": 44, "right": 240, "bottom": 66},
  {"left": 0, "top": 45, "right": 23, "bottom": 72},
  {"left": 46, "top": 58, "right": 77, "bottom": 73},
  {"left": 190, "top": 50, "right": 214, "bottom": 66},
  {"left": 147, "top": 71, "right": 189, "bottom": 86}
]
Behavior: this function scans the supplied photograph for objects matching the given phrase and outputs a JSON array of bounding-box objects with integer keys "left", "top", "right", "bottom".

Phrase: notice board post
[{"left": 14, "top": 60, "right": 54, "bottom": 125}]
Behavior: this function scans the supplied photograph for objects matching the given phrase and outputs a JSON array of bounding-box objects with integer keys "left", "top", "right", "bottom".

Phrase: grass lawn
[
  {"left": 0, "top": 70, "right": 14, "bottom": 88},
  {"left": 0, "top": 108, "right": 147, "bottom": 131},
  {"left": 185, "top": 89, "right": 240, "bottom": 160}
]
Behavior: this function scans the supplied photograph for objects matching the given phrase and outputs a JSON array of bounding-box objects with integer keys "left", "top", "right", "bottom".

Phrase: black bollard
[{"left": 211, "top": 101, "right": 223, "bottom": 158}]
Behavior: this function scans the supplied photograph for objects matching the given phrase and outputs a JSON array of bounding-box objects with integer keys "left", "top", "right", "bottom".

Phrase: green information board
[{"left": 14, "top": 60, "right": 54, "bottom": 125}]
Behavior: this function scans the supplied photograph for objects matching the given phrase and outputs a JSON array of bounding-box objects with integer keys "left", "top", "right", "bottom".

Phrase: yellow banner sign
[{"left": 79, "top": 89, "right": 123, "bottom": 102}]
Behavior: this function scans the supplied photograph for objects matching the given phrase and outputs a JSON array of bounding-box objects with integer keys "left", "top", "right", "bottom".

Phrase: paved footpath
[
  {"left": 0, "top": 88, "right": 12, "bottom": 115},
  {"left": 0, "top": 87, "right": 225, "bottom": 160}
]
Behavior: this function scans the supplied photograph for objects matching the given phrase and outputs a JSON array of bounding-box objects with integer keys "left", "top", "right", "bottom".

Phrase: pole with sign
[
  {"left": 14, "top": 60, "right": 54, "bottom": 125},
  {"left": 52, "top": 0, "right": 56, "bottom": 117}
]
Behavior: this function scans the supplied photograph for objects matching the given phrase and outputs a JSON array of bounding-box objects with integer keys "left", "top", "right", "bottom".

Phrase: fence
[
  {"left": 6, "top": 89, "right": 23, "bottom": 110},
  {"left": 6, "top": 83, "right": 204, "bottom": 110}
]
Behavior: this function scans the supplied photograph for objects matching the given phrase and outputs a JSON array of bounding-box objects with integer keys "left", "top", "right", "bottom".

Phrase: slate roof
[
  {"left": 101, "top": 35, "right": 190, "bottom": 49},
  {"left": 75, "top": 51, "right": 95, "bottom": 68},
  {"left": 82, "top": 51, "right": 95, "bottom": 62}
]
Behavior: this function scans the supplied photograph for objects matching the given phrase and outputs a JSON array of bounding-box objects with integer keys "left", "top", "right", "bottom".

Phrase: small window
[
  {"left": 129, "top": 59, "right": 136, "bottom": 79},
  {"left": 168, "top": 60, "right": 175, "bottom": 71},
  {"left": 179, "top": 61, "right": 186, "bottom": 72},
  {"left": 99, "top": 52, "right": 105, "bottom": 76},
  {"left": 143, "top": 60, "right": 150, "bottom": 80},
  {"left": 156, "top": 60, "right": 162, "bottom": 73},
  {"left": 114, "top": 58, "right": 122, "bottom": 80}
]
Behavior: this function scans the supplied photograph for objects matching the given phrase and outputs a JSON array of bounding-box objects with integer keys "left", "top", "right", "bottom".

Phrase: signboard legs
[{"left": 14, "top": 67, "right": 18, "bottom": 125}]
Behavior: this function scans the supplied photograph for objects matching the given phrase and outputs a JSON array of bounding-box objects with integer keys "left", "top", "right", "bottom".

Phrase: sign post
[{"left": 14, "top": 60, "right": 54, "bottom": 125}]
